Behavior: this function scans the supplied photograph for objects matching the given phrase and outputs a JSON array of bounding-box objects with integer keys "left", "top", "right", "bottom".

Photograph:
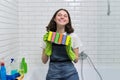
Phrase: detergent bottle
[
  {"left": 0, "top": 65, "right": 1, "bottom": 80},
  {"left": 20, "top": 57, "right": 27, "bottom": 74},
  {"left": 0, "top": 62, "right": 7, "bottom": 80},
  {"left": 10, "top": 58, "right": 18, "bottom": 75},
  {"left": 6, "top": 72, "right": 20, "bottom": 80}
]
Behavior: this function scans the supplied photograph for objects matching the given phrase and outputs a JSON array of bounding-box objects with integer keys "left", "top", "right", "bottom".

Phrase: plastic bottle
[
  {"left": 15, "top": 74, "right": 24, "bottom": 80},
  {"left": 6, "top": 72, "right": 20, "bottom": 80},
  {"left": 10, "top": 58, "right": 18, "bottom": 75},
  {"left": 0, "top": 66, "right": 1, "bottom": 79},
  {"left": 0, "top": 62, "right": 7, "bottom": 80},
  {"left": 20, "top": 57, "right": 27, "bottom": 74}
]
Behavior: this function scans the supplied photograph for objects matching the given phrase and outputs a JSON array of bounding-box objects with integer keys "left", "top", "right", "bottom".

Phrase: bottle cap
[{"left": 1, "top": 62, "right": 4, "bottom": 66}]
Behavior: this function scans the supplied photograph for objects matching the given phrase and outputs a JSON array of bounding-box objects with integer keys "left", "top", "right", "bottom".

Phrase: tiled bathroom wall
[
  {"left": 0, "top": 0, "right": 19, "bottom": 70},
  {"left": 18, "top": 0, "right": 120, "bottom": 80},
  {"left": 18, "top": 0, "right": 120, "bottom": 66},
  {"left": 0, "top": 0, "right": 120, "bottom": 80}
]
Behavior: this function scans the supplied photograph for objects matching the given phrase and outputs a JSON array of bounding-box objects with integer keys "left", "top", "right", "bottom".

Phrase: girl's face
[{"left": 54, "top": 10, "right": 69, "bottom": 26}]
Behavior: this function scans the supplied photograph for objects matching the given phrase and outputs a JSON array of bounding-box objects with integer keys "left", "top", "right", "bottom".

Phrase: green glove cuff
[
  {"left": 44, "top": 42, "right": 52, "bottom": 56},
  {"left": 43, "top": 32, "right": 52, "bottom": 56},
  {"left": 66, "top": 38, "right": 76, "bottom": 61},
  {"left": 43, "top": 32, "right": 49, "bottom": 41}
]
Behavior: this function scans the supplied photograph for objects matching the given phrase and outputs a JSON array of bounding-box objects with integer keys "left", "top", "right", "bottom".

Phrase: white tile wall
[
  {"left": 18, "top": 0, "right": 120, "bottom": 79},
  {"left": 18, "top": 0, "right": 120, "bottom": 66},
  {"left": 0, "top": 0, "right": 120, "bottom": 79},
  {"left": 0, "top": 0, "right": 19, "bottom": 73}
]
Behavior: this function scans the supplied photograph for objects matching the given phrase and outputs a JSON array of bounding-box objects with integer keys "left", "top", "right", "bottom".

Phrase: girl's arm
[
  {"left": 41, "top": 49, "right": 49, "bottom": 64},
  {"left": 73, "top": 47, "right": 79, "bottom": 63}
]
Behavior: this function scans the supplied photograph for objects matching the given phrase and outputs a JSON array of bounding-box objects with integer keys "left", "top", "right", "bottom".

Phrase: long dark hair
[{"left": 46, "top": 8, "right": 74, "bottom": 34}]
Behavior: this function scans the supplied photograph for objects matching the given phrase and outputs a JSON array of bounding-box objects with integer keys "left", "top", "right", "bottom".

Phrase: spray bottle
[
  {"left": 10, "top": 58, "right": 18, "bottom": 75},
  {"left": 0, "top": 62, "right": 7, "bottom": 80},
  {"left": 0, "top": 65, "right": 1, "bottom": 80},
  {"left": 6, "top": 72, "right": 20, "bottom": 80}
]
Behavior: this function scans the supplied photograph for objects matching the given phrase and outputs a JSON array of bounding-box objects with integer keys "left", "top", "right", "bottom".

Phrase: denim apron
[{"left": 46, "top": 43, "right": 79, "bottom": 80}]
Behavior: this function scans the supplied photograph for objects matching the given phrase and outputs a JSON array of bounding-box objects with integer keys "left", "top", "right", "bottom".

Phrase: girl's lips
[{"left": 58, "top": 19, "right": 66, "bottom": 23}]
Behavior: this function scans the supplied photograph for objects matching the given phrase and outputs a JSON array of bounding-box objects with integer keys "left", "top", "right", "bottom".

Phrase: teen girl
[{"left": 41, "top": 8, "right": 82, "bottom": 80}]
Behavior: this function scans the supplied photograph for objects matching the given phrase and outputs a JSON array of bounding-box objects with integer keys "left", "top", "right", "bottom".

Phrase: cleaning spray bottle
[
  {"left": 0, "top": 62, "right": 7, "bottom": 80},
  {"left": 0, "top": 64, "right": 1, "bottom": 79},
  {"left": 20, "top": 57, "right": 27, "bottom": 74},
  {"left": 6, "top": 72, "right": 20, "bottom": 80},
  {"left": 10, "top": 58, "right": 18, "bottom": 75}
]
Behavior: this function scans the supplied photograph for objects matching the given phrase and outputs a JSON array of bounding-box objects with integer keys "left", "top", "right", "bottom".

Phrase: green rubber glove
[
  {"left": 66, "top": 37, "right": 76, "bottom": 61},
  {"left": 43, "top": 32, "right": 52, "bottom": 56},
  {"left": 43, "top": 31, "right": 76, "bottom": 61}
]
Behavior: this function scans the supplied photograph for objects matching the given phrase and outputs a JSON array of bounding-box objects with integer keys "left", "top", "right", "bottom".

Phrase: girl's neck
[
  {"left": 57, "top": 27, "right": 65, "bottom": 33},
  {"left": 56, "top": 25, "right": 65, "bottom": 33}
]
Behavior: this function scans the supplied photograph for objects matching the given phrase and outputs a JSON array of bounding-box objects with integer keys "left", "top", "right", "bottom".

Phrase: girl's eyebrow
[{"left": 57, "top": 13, "right": 68, "bottom": 16}]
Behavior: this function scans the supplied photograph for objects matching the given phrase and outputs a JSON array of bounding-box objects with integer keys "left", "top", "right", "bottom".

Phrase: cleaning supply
[
  {"left": 15, "top": 74, "right": 24, "bottom": 80},
  {"left": 6, "top": 72, "right": 20, "bottom": 80},
  {"left": 0, "top": 62, "right": 7, "bottom": 80},
  {"left": 47, "top": 31, "right": 71, "bottom": 45},
  {"left": 58, "top": 33, "right": 63, "bottom": 44},
  {"left": 20, "top": 58, "right": 27, "bottom": 74},
  {"left": 10, "top": 58, "right": 18, "bottom": 75},
  {"left": 43, "top": 32, "right": 52, "bottom": 56},
  {"left": 0, "top": 65, "right": 1, "bottom": 80},
  {"left": 43, "top": 31, "right": 76, "bottom": 61}
]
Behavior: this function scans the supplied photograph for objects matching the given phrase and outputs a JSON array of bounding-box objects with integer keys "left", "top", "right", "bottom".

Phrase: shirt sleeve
[
  {"left": 40, "top": 35, "right": 46, "bottom": 49},
  {"left": 70, "top": 33, "right": 83, "bottom": 53}
]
